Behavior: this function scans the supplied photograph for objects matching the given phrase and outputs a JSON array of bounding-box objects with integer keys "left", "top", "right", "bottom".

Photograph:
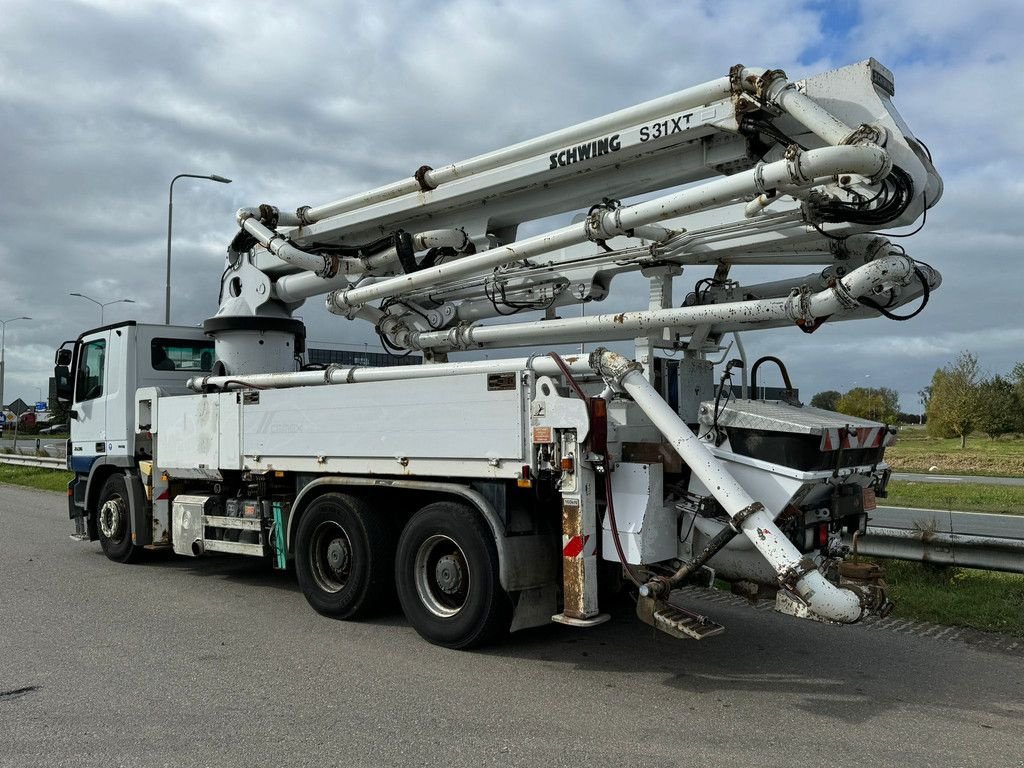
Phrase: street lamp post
[
  {"left": 166, "top": 173, "right": 232, "bottom": 325},
  {"left": 0, "top": 316, "right": 31, "bottom": 410},
  {"left": 69, "top": 293, "right": 135, "bottom": 325}
]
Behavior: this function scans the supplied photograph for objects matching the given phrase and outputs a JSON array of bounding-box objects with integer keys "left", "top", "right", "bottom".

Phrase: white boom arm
[
  {"left": 207, "top": 58, "right": 941, "bottom": 370},
  {"left": 186, "top": 59, "right": 944, "bottom": 631}
]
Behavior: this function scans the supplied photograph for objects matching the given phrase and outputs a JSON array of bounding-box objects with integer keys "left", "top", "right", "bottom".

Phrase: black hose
[
  {"left": 664, "top": 523, "right": 739, "bottom": 585},
  {"left": 750, "top": 356, "right": 799, "bottom": 403},
  {"left": 856, "top": 265, "right": 931, "bottom": 321}
]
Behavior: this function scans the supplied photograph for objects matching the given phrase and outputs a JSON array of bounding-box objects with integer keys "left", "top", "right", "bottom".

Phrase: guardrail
[
  {"left": 3, "top": 452, "right": 1021, "bottom": 574},
  {"left": 0, "top": 454, "right": 67, "bottom": 469},
  {"left": 855, "top": 526, "right": 1024, "bottom": 574},
  {"left": 847, "top": 505, "right": 1024, "bottom": 575}
]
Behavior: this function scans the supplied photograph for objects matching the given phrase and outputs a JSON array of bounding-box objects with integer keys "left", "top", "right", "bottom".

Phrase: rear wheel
[
  {"left": 395, "top": 501, "right": 511, "bottom": 649},
  {"left": 295, "top": 493, "right": 396, "bottom": 619},
  {"left": 97, "top": 473, "right": 142, "bottom": 563}
]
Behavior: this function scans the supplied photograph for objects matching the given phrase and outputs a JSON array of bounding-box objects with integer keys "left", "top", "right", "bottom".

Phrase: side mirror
[
  {"left": 54, "top": 365, "right": 73, "bottom": 403},
  {"left": 55, "top": 348, "right": 73, "bottom": 366}
]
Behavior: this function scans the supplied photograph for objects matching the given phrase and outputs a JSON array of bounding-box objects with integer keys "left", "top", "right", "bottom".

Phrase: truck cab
[{"left": 55, "top": 322, "right": 214, "bottom": 552}]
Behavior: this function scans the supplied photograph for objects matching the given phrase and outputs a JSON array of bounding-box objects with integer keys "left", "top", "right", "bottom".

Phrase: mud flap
[{"left": 124, "top": 471, "right": 152, "bottom": 547}]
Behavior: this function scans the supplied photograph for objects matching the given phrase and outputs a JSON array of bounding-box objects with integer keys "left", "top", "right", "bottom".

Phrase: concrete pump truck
[{"left": 55, "top": 60, "right": 942, "bottom": 648}]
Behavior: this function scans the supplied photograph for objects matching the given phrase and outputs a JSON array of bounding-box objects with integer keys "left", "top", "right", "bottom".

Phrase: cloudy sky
[{"left": 1, "top": 0, "right": 1022, "bottom": 412}]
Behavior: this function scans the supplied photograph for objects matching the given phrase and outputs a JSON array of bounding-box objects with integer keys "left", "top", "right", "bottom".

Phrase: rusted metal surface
[
  {"left": 636, "top": 595, "right": 725, "bottom": 640},
  {"left": 413, "top": 165, "right": 437, "bottom": 192},
  {"left": 729, "top": 500, "right": 764, "bottom": 532},
  {"left": 620, "top": 441, "right": 682, "bottom": 473},
  {"left": 561, "top": 556, "right": 587, "bottom": 619},
  {"left": 560, "top": 501, "right": 586, "bottom": 618}
]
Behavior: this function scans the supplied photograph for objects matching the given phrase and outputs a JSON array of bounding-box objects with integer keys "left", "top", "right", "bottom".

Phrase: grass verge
[
  {"left": 885, "top": 480, "right": 1024, "bottom": 516},
  {"left": 886, "top": 428, "right": 1024, "bottom": 476},
  {"left": 0, "top": 464, "right": 73, "bottom": 493},
  {"left": 880, "top": 558, "right": 1024, "bottom": 638}
]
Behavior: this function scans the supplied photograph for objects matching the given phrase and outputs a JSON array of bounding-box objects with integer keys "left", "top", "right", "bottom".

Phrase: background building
[{"left": 306, "top": 348, "right": 421, "bottom": 368}]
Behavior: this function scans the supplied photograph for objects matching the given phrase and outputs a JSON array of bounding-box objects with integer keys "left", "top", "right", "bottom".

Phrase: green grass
[
  {"left": 0, "top": 464, "right": 73, "bottom": 493},
  {"left": 886, "top": 427, "right": 1024, "bottom": 476},
  {"left": 885, "top": 479, "right": 1024, "bottom": 516},
  {"left": 880, "top": 559, "right": 1024, "bottom": 638}
]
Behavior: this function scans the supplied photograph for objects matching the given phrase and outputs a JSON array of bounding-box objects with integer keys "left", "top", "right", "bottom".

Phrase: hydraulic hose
[{"left": 546, "top": 352, "right": 644, "bottom": 587}]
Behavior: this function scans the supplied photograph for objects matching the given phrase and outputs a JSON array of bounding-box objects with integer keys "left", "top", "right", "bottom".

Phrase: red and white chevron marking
[
  {"left": 562, "top": 533, "right": 595, "bottom": 558},
  {"left": 819, "top": 426, "right": 896, "bottom": 451}
]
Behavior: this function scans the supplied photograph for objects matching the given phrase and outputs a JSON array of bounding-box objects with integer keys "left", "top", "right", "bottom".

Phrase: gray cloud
[{"left": 1, "top": 0, "right": 1021, "bottom": 416}]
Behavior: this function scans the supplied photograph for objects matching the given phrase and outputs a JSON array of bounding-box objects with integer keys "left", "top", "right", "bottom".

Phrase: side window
[
  {"left": 77, "top": 339, "right": 106, "bottom": 402},
  {"left": 151, "top": 339, "right": 215, "bottom": 372}
]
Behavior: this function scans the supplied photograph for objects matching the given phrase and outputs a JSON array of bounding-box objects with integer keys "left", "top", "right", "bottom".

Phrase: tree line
[
  {"left": 810, "top": 352, "right": 1024, "bottom": 448},
  {"left": 810, "top": 387, "right": 903, "bottom": 424},
  {"left": 921, "top": 352, "right": 1024, "bottom": 447}
]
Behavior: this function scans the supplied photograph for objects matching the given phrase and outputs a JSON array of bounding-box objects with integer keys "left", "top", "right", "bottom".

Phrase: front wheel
[
  {"left": 97, "top": 473, "right": 142, "bottom": 563},
  {"left": 395, "top": 502, "right": 511, "bottom": 649}
]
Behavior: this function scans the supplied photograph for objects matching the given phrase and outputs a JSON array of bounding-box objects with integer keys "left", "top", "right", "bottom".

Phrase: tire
[
  {"left": 294, "top": 493, "right": 396, "bottom": 619},
  {"left": 96, "top": 473, "right": 142, "bottom": 564},
  {"left": 395, "top": 501, "right": 511, "bottom": 649}
]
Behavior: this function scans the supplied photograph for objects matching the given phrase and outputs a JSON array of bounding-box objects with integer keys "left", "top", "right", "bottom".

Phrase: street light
[
  {"left": 69, "top": 293, "right": 136, "bottom": 325},
  {"left": 166, "top": 173, "right": 232, "bottom": 325},
  {"left": 0, "top": 316, "right": 31, "bottom": 410}
]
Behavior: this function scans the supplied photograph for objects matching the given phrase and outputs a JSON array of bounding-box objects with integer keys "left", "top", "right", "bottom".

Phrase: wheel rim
[
  {"left": 309, "top": 520, "right": 353, "bottom": 593},
  {"left": 414, "top": 534, "right": 470, "bottom": 618},
  {"left": 99, "top": 494, "right": 126, "bottom": 541}
]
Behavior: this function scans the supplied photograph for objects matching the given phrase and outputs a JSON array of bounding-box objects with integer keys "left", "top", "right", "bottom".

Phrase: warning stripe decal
[
  {"left": 562, "top": 534, "right": 591, "bottom": 558},
  {"left": 820, "top": 426, "right": 894, "bottom": 451}
]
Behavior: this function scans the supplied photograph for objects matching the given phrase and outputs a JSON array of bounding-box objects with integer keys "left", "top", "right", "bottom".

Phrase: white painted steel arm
[
  {"left": 272, "top": 270, "right": 352, "bottom": 303},
  {"left": 298, "top": 73, "right": 757, "bottom": 225},
  {"left": 761, "top": 73, "right": 858, "bottom": 146},
  {"left": 238, "top": 212, "right": 336, "bottom": 277},
  {"left": 590, "top": 349, "right": 864, "bottom": 623},
  {"left": 187, "top": 354, "right": 595, "bottom": 392},
  {"left": 398, "top": 251, "right": 926, "bottom": 351},
  {"left": 326, "top": 144, "right": 891, "bottom": 313}
]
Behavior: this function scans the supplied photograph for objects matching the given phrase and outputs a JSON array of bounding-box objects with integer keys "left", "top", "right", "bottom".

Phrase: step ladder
[
  {"left": 201, "top": 515, "right": 266, "bottom": 556},
  {"left": 636, "top": 594, "right": 725, "bottom": 640}
]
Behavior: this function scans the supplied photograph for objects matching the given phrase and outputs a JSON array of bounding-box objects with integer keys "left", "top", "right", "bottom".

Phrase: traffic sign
[{"left": 35, "top": 401, "right": 47, "bottom": 411}]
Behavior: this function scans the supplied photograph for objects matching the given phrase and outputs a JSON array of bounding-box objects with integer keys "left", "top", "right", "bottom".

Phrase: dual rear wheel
[{"left": 295, "top": 494, "right": 511, "bottom": 649}]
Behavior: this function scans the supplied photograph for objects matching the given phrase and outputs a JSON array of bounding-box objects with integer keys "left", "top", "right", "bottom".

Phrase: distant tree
[
  {"left": 1011, "top": 363, "right": 1024, "bottom": 430},
  {"left": 975, "top": 376, "right": 1019, "bottom": 439},
  {"left": 835, "top": 387, "right": 900, "bottom": 423},
  {"left": 810, "top": 390, "right": 841, "bottom": 411},
  {"left": 926, "top": 351, "right": 981, "bottom": 448},
  {"left": 49, "top": 398, "right": 70, "bottom": 428},
  {"left": 1012, "top": 362, "right": 1024, "bottom": 387},
  {"left": 917, "top": 386, "right": 932, "bottom": 425}
]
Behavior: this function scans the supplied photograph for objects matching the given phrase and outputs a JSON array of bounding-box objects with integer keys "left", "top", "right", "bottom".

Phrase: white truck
[{"left": 55, "top": 60, "right": 941, "bottom": 648}]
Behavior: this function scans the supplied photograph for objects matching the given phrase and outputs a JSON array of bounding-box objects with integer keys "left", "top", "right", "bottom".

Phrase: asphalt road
[{"left": 2, "top": 484, "right": 1023, "bottom": 768}]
